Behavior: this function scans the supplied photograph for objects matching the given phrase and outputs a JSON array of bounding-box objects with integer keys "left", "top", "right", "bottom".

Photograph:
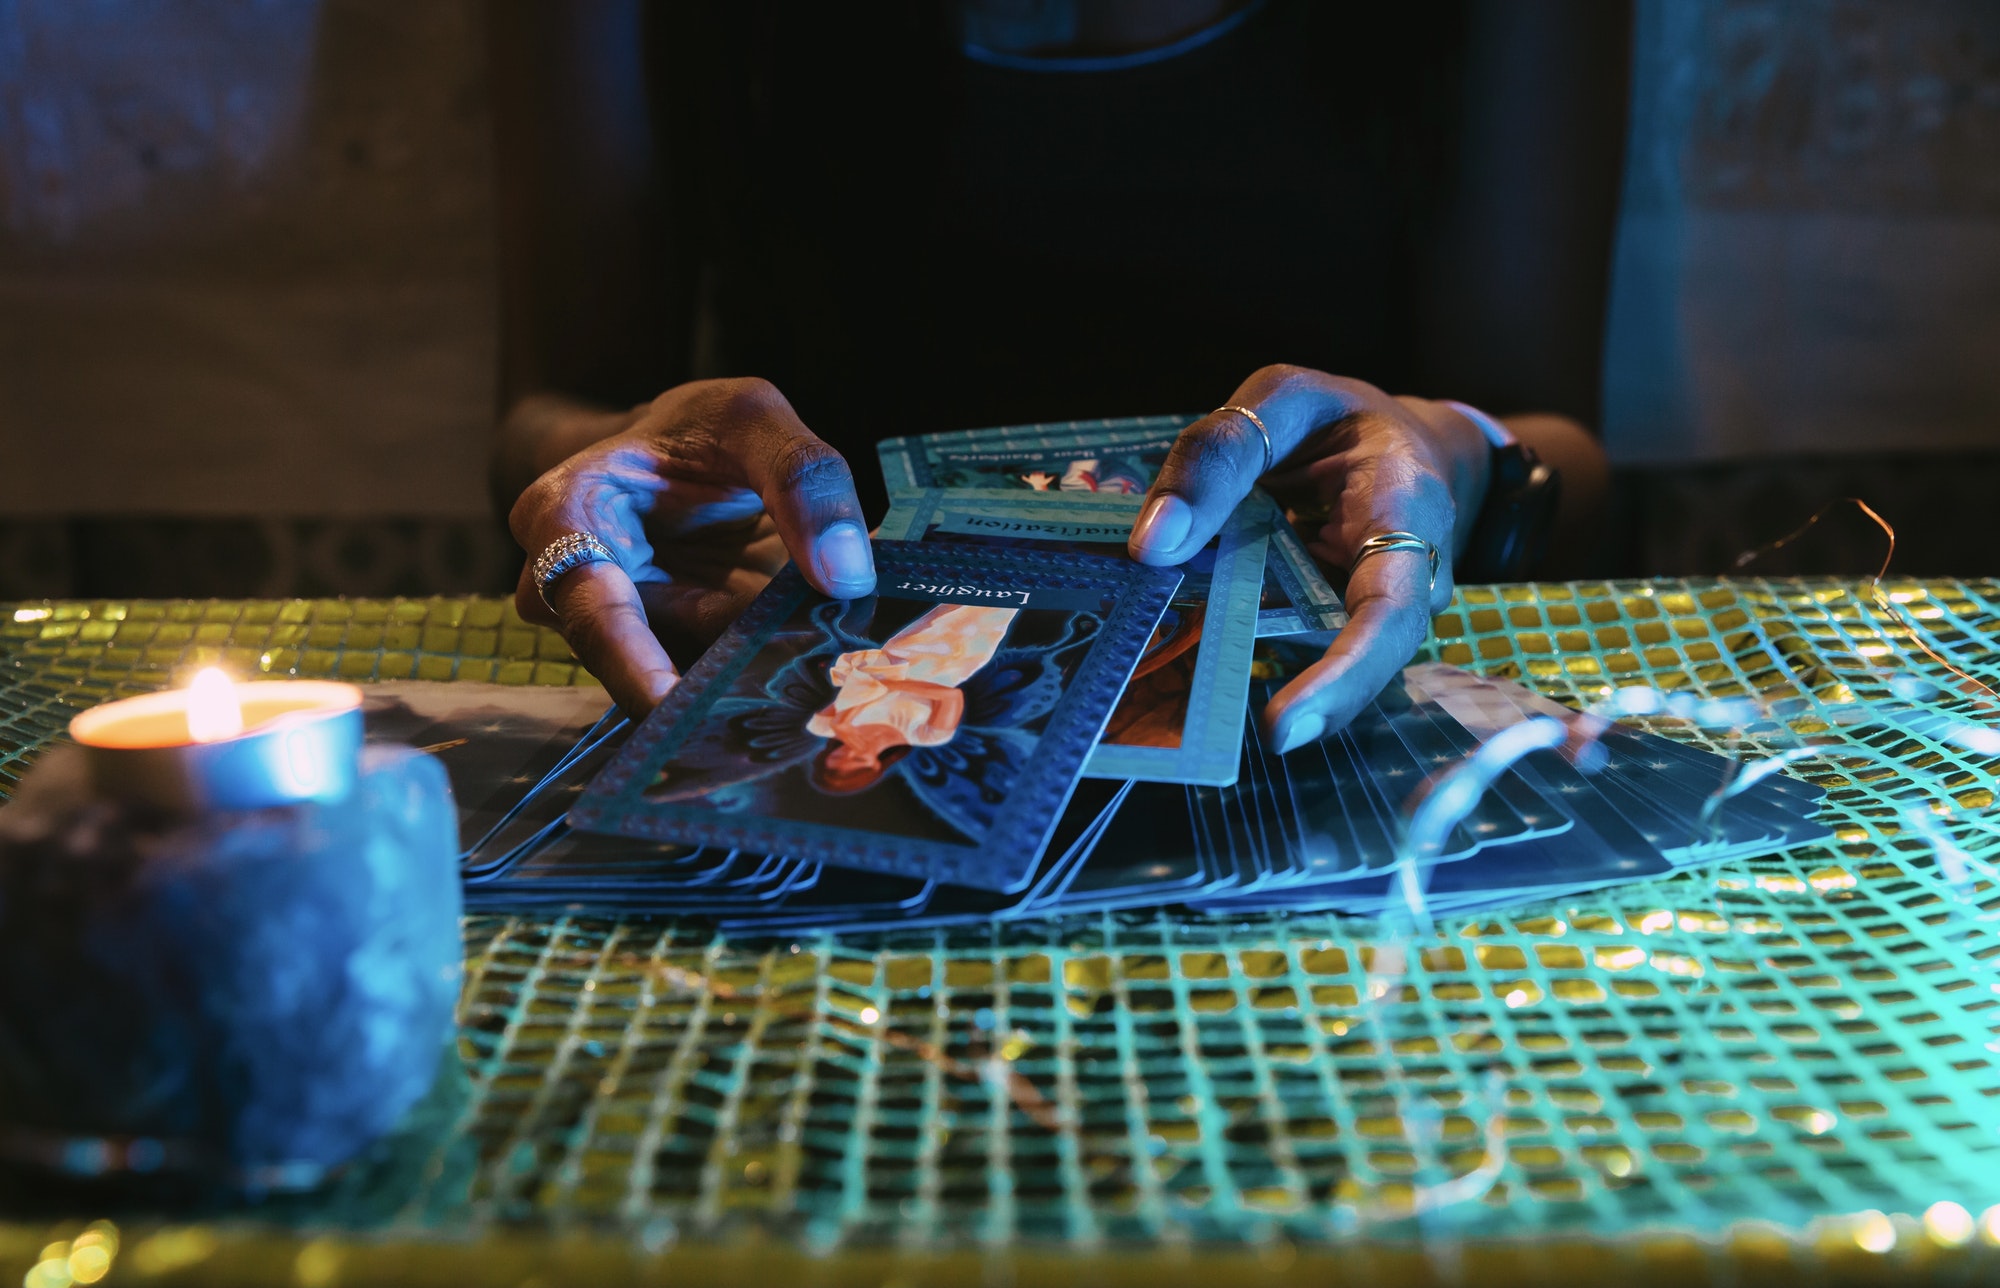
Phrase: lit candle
[
  {"left": 3, "top": 668, "right": 461, "bottom": 1187},
  {"left": 70, "top": 668, "right": 364, "bottom": 812}
]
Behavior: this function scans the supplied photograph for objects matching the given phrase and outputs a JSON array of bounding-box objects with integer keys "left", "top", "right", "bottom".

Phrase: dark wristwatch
[{"left": 1445, "top": 402, "right": 1562, "bottom": 583}]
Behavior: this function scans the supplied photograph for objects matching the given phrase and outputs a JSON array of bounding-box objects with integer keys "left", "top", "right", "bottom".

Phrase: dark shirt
[{"left": 504, "top": 1, "right": 1628, "bottom": 513}]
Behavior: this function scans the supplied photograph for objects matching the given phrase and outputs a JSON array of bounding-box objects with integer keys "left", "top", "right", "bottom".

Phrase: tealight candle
[
  {"left": 70, "top": 668, "right": 364, "bottom": 812},
  {"left": 2, "top": 666, "right": 462, "bottom": 1191}
]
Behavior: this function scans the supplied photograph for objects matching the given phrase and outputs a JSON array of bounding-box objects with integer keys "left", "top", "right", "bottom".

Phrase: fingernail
[
  {"left": 815, "top": 522, "right": 875, "bottom": 597},
  {"left": 1274, "top": 712, "right": 1326, "bottom": 755},
  {"left": 1130, "top": 494, "right": 1193, "bottom": 560}
]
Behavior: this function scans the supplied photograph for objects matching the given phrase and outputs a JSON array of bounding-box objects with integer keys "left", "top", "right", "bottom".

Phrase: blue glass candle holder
[{"left": 0, "top": 742, "right": 461, "bottom": 1191}]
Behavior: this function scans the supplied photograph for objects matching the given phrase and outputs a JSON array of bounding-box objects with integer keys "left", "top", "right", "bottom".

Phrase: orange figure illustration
[{"left": 808, "top": 604, "right": 1018, "bottom": 790}]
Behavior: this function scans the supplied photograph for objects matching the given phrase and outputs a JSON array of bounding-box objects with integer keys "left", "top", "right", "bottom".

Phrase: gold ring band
[
  {"left": 1214, "top": 404, "right": 1273, "bottom": 475},
  {"left": 1352, "top": 531, "right": 1440, "bottom": 592}
]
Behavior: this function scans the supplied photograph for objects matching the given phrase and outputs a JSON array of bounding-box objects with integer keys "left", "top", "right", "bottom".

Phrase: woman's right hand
[{"left": 508, "top": 377, "right": 875, "bottom": 718}]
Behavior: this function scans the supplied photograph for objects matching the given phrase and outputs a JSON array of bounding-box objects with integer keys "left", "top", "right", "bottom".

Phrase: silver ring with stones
[{"left": 532, "top": 531, "right": 617, "bottom": 610}]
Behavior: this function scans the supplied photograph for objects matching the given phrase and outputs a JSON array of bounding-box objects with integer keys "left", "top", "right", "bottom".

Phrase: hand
[
  {"left": 509, "top": 378, "right": 875, "bottom": 717},
  {"left": 1125, "top": 365, "right": 1492, "bottom": 752}
]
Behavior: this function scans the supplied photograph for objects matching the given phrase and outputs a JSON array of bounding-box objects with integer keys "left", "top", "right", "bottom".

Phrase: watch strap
[{"left": 1460, "top": 440, "right": 1562, "bottom": 583}]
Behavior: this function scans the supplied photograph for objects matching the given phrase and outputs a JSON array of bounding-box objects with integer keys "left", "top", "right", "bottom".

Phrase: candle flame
[{"left": 186, "top": 667, "right": 245, "bottom": 743}]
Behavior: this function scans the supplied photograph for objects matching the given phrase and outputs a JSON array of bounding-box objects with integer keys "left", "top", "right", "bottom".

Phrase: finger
[
  {"left": 515, "top": 558, "right": 678, "bottom": 720},
  {"left": 1262, "top": 556, "right": 1436, "bottom": 754},
  {"left": 1129, "top": 368, "right": 1366, "bottom": 565},
  {"left": 706, "top": 382, "right": 875, "bottom": 599},
  {"left": 635, "top": 576, "right": 764, "bottom": 669},
  {"left": 510, "top": 469, "right": 680, "bottom": 716},
  {"left": 1264, "top": 443, "right": 1455, "bottom": 749}
]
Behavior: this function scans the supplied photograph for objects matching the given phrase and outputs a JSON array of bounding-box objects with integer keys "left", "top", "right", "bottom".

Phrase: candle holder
[{"left": 0, "top": 679, "right": 462, "bottom": 1192}]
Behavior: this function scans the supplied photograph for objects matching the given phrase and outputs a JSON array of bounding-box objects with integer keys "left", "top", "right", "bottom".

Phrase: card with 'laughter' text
[{"left": 567, "top": 540, "right": 1182, "bottom": 892}]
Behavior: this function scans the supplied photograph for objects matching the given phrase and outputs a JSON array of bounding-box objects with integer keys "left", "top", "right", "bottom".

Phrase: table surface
[{"left": 3, "top": 579, "right": 2000, "bottom": 1286}]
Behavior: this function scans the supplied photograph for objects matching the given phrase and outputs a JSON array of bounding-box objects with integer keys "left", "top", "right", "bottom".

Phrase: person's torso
[{"left": 681, "top": 1, "right": 1471, "bottom": 481}]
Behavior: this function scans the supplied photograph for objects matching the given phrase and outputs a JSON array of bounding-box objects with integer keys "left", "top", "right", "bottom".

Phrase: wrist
[
  {"left": 1442, "top": 399, "right": 1516, "bottom": 449},
  {"left": 1424, "top": 399, "right": 1496, "bottom": 559},
  {"left": 1445, "top": 402, "right": 1566, "bottom": 583}
]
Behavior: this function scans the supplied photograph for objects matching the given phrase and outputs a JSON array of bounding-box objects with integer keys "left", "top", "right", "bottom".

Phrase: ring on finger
[
  {"left": 533, "top": 531, "right": 617, "bottom": 611},
  {"left": 1213, "top": 404, "right": 1273, "bottom": 476},
  {"left": 1351, "top": 530, "right": 1440, "bottom": 592}
]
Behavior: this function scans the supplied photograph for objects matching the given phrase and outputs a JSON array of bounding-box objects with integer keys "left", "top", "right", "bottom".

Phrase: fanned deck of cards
[{"left": 377, "top": 417, "right": 1832, "bottom": 927}]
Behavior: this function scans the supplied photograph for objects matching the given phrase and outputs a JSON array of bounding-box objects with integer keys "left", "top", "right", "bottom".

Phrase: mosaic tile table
[{"left": 3, "top": 580, "right": 2000, "bottom": 1287}]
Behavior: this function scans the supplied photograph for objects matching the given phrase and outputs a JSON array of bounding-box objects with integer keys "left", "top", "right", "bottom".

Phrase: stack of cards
[
  {"left": 379, "top": 418, "right": 1831, "bottom": 926},
  {"left": 877, "top": 416, "right": 1346, "bottom": 638}
]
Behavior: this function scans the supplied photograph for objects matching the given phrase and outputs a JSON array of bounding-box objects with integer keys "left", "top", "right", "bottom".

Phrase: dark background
[{"left": 0, "top": 0, "right": 1996, "bottom": 598}]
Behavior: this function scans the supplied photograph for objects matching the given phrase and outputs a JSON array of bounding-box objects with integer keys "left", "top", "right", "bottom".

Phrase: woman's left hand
[{"left": 1125, "top": 365, "right": 1493, "bottom": 753}]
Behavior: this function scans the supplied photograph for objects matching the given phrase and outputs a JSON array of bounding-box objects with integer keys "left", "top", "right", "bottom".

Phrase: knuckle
[
  {"left": 1173, "top": 417, "right": 1258, "bottom": 485},
  {"left": 1254, "top": 362, "right": 1312, "bottom": 390},
  {"left": 1327, "top": 373, "right": 1381, "bottom": 402},
  {"left": 1250, "top": 363, "right": 1347, "bottom": 402},
  {"left": 644, "top": 385, "right": 686, "bottom": 418},
  {"left": 507, "top": 469, "right": 566, "bottom": 544},
  {"left": 1351, "top": 407, "right": 1416, "bottom": 447},
  {"left": 771, "top": 436, "right": 854, "bottom": 501},
  {"left": 709, "top": 376, "right": 786, "bottom": 420},
  {"left": 1182, "top": 417, "right": 1241, "bottom": 457},
  {"left": 676, "top": 377, "right": 790, "bottom": 440}
]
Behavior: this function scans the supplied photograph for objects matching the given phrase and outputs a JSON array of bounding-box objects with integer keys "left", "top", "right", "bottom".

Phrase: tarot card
[
  {"left": 1403, "top": 665, "right": 1826, "bottom": 858},
  {"left": 1339, "top": 685, "right": 1497, "bottom": 866},
  {"left": 1393, "top": 671, "right": 1675, "bottom": 871},
  {"left": 1316, "top": 729, "right": 1402, "bottom": 876},
  {"left": 474, "top": 841, "right": 797, "bottom": 897},
  {"left": 1235, "top": 493, "right": 1349, "bottom": 638},
  {"left": 892, "top": 413, "right": 1191, "bottom": 453},
  {"left": 878, "top": 487, "right": 1149, "bottom": 550},
  {"left": 466, "top": 853, "right": 818, "bottom": 916},
  {"left": 718, "top": 867, "right": 938, "bottom": 930},
  {"left": 1225, "top": 706, "right": 1293, "bottom": 887},
  {"left": 734, "top": 777, "right": 1132, "bottom": 932},
  {"left": 875, "top": 417, "right": 1181, "bottom": 493},
  {"left": 1499, "top": 679, "right": 1825, "bottom": 810},
  {"left": 1369, "top": 682, "right": 1567, "bottom": 850},
  {"left": 360, "top": 681, "right": 614, "bottom": 858},
  {"left": 880, "top": 488, "right": 1265, "bottom": 786},
  {"left": 1381, "top": 688, "right": 1575, "bottom": 844},
  {"left": 1233, "top": 687, "right": 1401, "bottom": 880},
  {"left": 1031, "top": 785, "right": 1216, "bottom": 913},
  {"left": 569, "top": 540, "right": 1182, "bottom": 892},
  {"left": 1195, "top": 796, "right": 1675, "bottom": 916},
  {"left": 1404, "top": 664, "right": 1824, "bottom": 808},
  {"left": 875, "top": 419, "right": 1345, "bottom": 636},
  {"left": 459, "top": 714, "right": 632, "bottom": 877}
]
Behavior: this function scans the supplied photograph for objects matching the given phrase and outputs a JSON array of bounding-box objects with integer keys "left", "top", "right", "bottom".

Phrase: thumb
[{"left": 1129, "top": 405, "right": 1276, "bottom": 566}]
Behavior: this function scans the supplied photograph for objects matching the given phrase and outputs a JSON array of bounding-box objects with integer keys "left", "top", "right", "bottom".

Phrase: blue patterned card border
[
  {"left": 567, "top": 541, "right": 1182, "bottom": 892},
  {"left": 1241, "top": 491, "right": 1349, "bottom": 637},
  {"left": 1084, "top": 501, "right": 1264, "bottom": 786},
  {"left": 879, "top": 488, "right": 1145, "bottom": 548}
]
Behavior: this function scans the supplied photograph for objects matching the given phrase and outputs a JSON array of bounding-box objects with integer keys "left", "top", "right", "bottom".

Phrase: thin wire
[
  {"left": 1732, "top": 496, "right": 2000, "bottom": 710},
  {"left": 1731, "top": 495, "right": 1896, "bottom": 581}
]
